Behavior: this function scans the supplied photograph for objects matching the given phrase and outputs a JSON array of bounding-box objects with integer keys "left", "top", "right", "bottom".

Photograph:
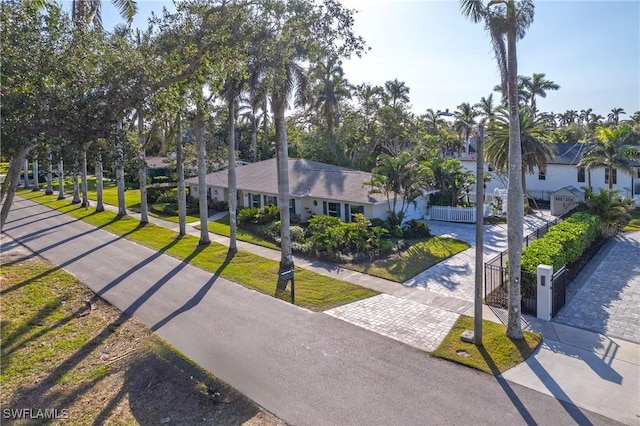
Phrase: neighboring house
[
  {"left": 185, "top": 158, "right": 427, "bottom": 223},
  {"left": 146, "top": 156, "right": 172, "bottom": 180},
  {"left": 459, "top": 142, "right": 640, "bottom": 208}
]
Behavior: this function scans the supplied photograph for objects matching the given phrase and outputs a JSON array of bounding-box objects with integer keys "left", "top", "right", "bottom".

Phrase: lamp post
[{"left": 438, "top": 110, "right": 484, "bottom": 345}]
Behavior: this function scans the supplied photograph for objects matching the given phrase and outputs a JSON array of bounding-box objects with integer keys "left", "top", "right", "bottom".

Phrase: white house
[
  {"left": 185, "top": 158, "right": 428, "bottom": 223},
  {"left": 459, "top": 142, "right": 640, "bottom": 209}
]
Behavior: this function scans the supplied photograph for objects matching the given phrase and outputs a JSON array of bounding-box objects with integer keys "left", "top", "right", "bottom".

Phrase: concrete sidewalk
[{"left": 17, "top": 197, "right": 640, "bottom": 424}]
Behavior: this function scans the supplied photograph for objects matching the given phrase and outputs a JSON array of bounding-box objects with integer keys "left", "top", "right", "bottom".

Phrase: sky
[{"left": 100, "top": 0, "right": 640, "bottom": 118}]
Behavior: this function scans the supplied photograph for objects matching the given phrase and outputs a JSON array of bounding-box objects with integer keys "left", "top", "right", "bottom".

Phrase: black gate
[{"left": 551, "top": 267, "right": 570, "bottom": 317}]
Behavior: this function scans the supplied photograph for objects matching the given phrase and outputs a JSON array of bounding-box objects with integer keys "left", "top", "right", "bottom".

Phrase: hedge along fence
[{"left": 519, "top": 212, "right": 601, "bottom": 295}]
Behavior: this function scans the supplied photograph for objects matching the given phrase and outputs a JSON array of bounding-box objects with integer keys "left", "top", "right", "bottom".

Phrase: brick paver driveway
[{"left": 554, "top": 230, "right": 640, "bottom": 343}]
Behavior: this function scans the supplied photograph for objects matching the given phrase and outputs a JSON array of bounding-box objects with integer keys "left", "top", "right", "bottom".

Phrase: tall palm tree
[
  {"left": 384, "top": 79, "right": 410, "bottom": 108},
  {"left": 486, "top": 107, "right": 554, "bottom": 200},
  {"left": 461, "top": 0, "right": 535, "bottom": 340},
  {"left": 580, "top": 108, "right": 593, "bottom": 125},
  {"left": 579, "top": 124, "right": 639, "bottom": 190},
  {"left": 309, "top": 55, "right": 353, "bottom": 155},
  {"left": 267, "top": 37, "right": 309, "bottom": 278},
  {"left": 521, "top": 72, "right": 559, "bottom": 114},
  {"left": 608, "top": 108, "right": 626, "bottom": 125}
]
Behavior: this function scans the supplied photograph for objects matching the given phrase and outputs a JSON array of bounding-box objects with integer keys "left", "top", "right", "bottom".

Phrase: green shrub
[
  {"left": 147, "top": 183, "right": 177, "bottom": 203},
  {"left": 521, "top": 212, "right": 600, "bottom": 274},
  {"left": 290, "top": 225, "right": 306, "bottom": 243},
  {"left": 156, "top": 188, "right": 178, "bottom": 203},
  {"left": 402, "top": 219, "right": 430, "bottom": 239},
  {"left": 238, "top": 207, "right": 261, "bottom": 224}
]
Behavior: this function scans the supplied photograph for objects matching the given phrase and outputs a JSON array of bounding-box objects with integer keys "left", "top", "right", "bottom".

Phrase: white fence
[{"left": 428, "top": 205, "right": 491, "bottom": 223}]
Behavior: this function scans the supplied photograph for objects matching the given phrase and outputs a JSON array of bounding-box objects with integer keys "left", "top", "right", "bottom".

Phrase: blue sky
[{"left": 100, "top": 0, "right": 640, "bottom": 118}]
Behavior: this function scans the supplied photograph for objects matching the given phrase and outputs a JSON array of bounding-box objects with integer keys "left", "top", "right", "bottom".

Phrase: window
[
  {"left": 350, "top": 205, "right": 364, "bottom": 222},
  {"left": 289, "top": 199, "right": 296, "bottom": 214},
  {"left": 327, "top": 202, "right": 339, "bottom": 217},
  {"left": 636, "top": 168, "right": 640, "bottom": 179},
  {"left": 251, "top": 194, "right": 261, "bottom": 208},
  {"left": 265, "top": 195, "right": 277, "bottom": 206},
  {"left": 577, "top": 167, "right": 585, "bottom": 183},
  {"left": 538, "top": 171, "right": 546, "bottom": 180},
  {"left": 605, "top": 168, "right": 617, "bottom": 185}
]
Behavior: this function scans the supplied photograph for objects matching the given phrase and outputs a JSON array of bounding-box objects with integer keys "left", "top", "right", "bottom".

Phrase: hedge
[{"left": 521, "top": 212, "right": 601, "bottom": 274}]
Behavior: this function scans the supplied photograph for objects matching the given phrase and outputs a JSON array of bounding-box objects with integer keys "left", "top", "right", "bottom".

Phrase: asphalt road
[{"left": 1, "top": 197, "right": 619, "bottom": 425}]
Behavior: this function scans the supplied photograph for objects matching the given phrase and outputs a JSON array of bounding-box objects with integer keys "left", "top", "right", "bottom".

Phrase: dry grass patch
[
  {"left": 433, "top": 315, "right": 542, "bottom": 375},
  {"left": 0, "top": 248, "right": 283, "bottom": 425}
]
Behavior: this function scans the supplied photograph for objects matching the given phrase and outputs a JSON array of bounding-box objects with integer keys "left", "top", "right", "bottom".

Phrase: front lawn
[
  {"left": 345, "top": 236, "right": 469, "bottom": 282},
  {"left": 17, "top": 189, "right": 378, "bottom": 311},
  {"left": 205, "top": 215, "right": 469, "bottom": 283},
  {"left": 52, "top": 177, "right": 202, "bottom": 223},
  {"left": 433, "top": 315, "right": 542, "bottom": 375}
]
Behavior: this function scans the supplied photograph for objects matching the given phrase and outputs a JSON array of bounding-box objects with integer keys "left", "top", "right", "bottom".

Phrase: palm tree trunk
[
  {"left": 175, "top": 113, "right": 186, "bottom": 236},
  {"left": 273, "top": 97, "right": 294, "bottom": 280},
  {"left": 506, "top": 0, "right": 524, "bottom": 340},
  {"left": 608, "top": 167, "right": 614, "bottom": 191},
  {"left": 45, "top": 147, "right": 53, "bottom": 195},
  {"left": 57, "top": 156, "right": 65, "bottom": 200},
  {"left": 96, "top": 152, "right": 104, "bottom": 212},
  {"left": 23, "top": 159, "right": 31, "bottom": 189},
  {"left": 251, "top": 116, "right": 258, "bottom": 163},
  {"left": 115, "top": 123, "right": 127, "bottom": 216},
  {"left": 138, "top": 109, "right": 149, "bottom": 224},
  {"left": 0, "top": 146, "right": 30, "bottom": 230},
  {"left": 31, "top": 160, "right": 39, "bottom": 191},
  {"left": 72, "top": 167, "right": 81, "bottom": 204},
  {"left": 228, "top": 97, "right": 238, "bottom": 253},
  {"left": 81, "top": 146, "right": 90, "bottom": 208},
  {"left": 196, "top": 99, "right": 210, "bottom": 245}
]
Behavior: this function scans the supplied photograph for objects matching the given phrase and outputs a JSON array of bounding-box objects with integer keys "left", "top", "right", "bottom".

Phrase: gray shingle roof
[{"left": 185, "top": 158, "right": 384, "bottom": 204}]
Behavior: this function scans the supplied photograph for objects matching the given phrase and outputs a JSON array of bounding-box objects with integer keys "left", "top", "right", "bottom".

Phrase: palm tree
[
  {"left": 486, "top": 107, "right": 554, "bottom": 201},
  {"left": 384, "top": 79, "right": 410, "bottom": 108},
  {"left": 72, "top": 0, "right": 137, "bottom": 28},
  {"left": 266, "top": 36, "right": 309, "bottom": 279},
  {"left": 580, "top": 108, "right": 593, "bottom": 125},
  {"left": 461, "top": 0, "right": 535, "bottom": 340},
  {"left": 585, "top": 189, "right": 635, "bottom": 236},
  {"left": 454, "top": 102, "right": 479, "bottom": 155},
  {"left": 608, "top": 108, "right": 626, "bottom": 125},
  {"left": 579, "top": 124, "right": 639, "bottom": 190},
  {"left": 309, "top": 55, "right": 353, "bottom": 155},
  {"left": 521, "top": 72, "right": 559, "bottom": 114},
  {"left": 474, "top": 94, "right": 497, "bottom": 125},
  {"left": 423, "top": 108, "right": 445, "bottom": 135},
  {"left": 367, "top": 152, "right": 431, "bottom": 226}
]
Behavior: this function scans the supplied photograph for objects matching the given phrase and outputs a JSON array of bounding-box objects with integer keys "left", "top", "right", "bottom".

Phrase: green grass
[
  {"left": 344, "top": 236, "right": 469, "bottom": 282},
  {"left": 206, "top": 215, "right": 280, "bottom": 250},
  {"left": 54, "top": 176, "right": 201, "bottom": 223},
  {"left": 17, "top": 189, "right": 378, "bottom": 310},
  {"left": 624, "top": 209, "right": 640, "bottom": 232},
  {"left": 433, "top": 315, "right": 542, "bottom": 375}
]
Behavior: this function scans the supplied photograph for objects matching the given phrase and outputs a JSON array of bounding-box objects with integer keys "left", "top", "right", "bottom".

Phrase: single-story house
[
  {"left": 185, "top": 158, "right": 428, "bottom": 223},
  {"left": 459, "top": 142, "right": 640, "bottom": 209}
]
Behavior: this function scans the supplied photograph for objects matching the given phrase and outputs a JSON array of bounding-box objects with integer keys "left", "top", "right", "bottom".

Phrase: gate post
[{"left": 537, "top": 264, "right": 553, "bottom": 321}]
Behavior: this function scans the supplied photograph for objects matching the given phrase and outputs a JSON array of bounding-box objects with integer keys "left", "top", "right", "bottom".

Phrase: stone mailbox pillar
[{"left": 537, "top": 264, "right": 553, "bottom": 321}]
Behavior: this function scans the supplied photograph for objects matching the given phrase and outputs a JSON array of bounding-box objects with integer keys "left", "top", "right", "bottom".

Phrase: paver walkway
[{"left": 554, "top": 230, "right": 640, "bottom": 343}]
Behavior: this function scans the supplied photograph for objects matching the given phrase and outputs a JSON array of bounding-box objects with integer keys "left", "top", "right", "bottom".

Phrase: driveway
[{"left": 554, "top": 231, "right": 640, "bottom": 344}]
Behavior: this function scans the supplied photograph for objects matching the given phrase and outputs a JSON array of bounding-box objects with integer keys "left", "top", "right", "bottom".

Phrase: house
[
  {"left": 185, "top": 158, "right": 427, "bottom": 223},
  {"left": 550, "top": 186, "right": 584, "bottom": 216},
  {"left": 459, "top": 142, "right": 640, "bottom": 209}
]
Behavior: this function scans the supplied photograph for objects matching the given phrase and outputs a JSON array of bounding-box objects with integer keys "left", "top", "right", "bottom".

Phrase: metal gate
[{"left": 551, "top": 266, "right": 570, "bottom": 317}]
